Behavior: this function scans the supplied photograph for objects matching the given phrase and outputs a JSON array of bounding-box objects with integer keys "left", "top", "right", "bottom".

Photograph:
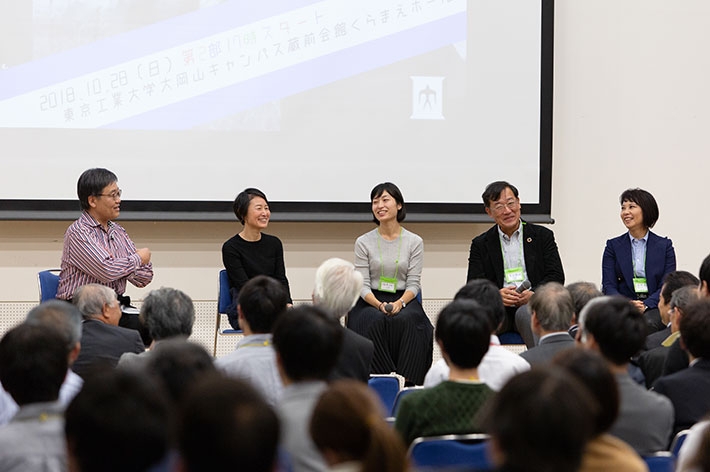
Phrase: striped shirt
[{"left": 56, "top": 212, "right": 153, "bottom": 300}]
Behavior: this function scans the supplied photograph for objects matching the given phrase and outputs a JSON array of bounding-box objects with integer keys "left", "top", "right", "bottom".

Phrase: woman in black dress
[{"left": 222, "top": 188, "right": 291, "bottom": 329}]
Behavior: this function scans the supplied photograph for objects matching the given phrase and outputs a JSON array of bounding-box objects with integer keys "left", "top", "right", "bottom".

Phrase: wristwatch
[{"left": 400, "top": 299, "right": 407, "bottom": 308}]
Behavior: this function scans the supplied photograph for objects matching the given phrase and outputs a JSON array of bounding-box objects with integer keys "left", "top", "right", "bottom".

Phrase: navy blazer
[{"left": 601, "top": 231, "right": 676, "bottom": 309}]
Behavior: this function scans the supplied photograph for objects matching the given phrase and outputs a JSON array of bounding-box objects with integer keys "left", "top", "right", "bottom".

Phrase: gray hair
[
  {"left": 529, "top": 282, "right": 575, "bottom": 332},
  {"left": 566, "top": 282, "right": 603, "bottom": 318},
  {"left": 670, "top": 286, "right": 701, "bottom": 312},
  {"left": 25, "top": 300, "right": 82, "bottom": 351},
  {"left": 313, "top": 258, "right": 363, "bottom": 320},
  {"left": 140, "top": 287, "right": 195, "bottom": 340},
  {"left": 73, "top": 284, "right": 117, "bottom": 320},
  {"left": 577, "top": 296, "right": 613, "bottom": 343}
]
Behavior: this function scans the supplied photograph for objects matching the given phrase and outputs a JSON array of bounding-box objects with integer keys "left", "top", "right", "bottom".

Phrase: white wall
[{"left": 1, "top": 1, "right": 709, "bottom": 306}]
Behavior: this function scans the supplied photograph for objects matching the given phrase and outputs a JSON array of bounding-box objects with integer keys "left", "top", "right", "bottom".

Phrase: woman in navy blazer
[{"left": 602, "top": 189, "right": 676, "bottom": 316}]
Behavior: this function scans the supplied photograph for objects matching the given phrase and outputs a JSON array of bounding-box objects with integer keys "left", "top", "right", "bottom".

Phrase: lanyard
[
  {"left": 499, "top": 224, "right": 523, "bottom": 269},
  {"left": 377, "top": 227, "right": 403, "bottom": 280},
  {"left": 631, "top": 239, "right": 647, "bottom": 277},
  {"left": 238, "top": 339, "right": 271, "bottom": 349}
]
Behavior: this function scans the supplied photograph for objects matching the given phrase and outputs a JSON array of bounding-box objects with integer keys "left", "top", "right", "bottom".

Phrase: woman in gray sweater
[{"left": 347, "top": 182, "right": 433, "bottom": 385}]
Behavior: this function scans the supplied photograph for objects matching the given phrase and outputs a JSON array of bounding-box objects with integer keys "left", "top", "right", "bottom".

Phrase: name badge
[
  {"left": 504, "top": 267, "right": 525, "bottom": 284},
  {"left": 379, "top": 276, "right": 397, "bottom": 293},
  {"left": 633, "top": 277, "right": 648, "bottom": 294}
]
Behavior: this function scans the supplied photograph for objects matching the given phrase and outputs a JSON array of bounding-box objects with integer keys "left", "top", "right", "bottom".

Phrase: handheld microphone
[
  {"left": 516, "top": 280, "right": 531, "bottom": 293},
  {"left": 384, "top": 303, "right": 393, "bottom": 313}
]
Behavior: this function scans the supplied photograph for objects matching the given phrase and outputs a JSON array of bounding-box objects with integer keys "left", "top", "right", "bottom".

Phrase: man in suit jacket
[
  {"left": 580, "top": 296, "right": 674, "bottom": 455},
  {"left": 520, "top": 283, "right": 575, "bottom": 366},
  {"left": 313, "top": 258, "right": 374, "bottom": 383},
  {"left": 72, "top": 284, "right": 144, "bottom": 378},
  {"left": 654, "top": 298, "right": 710, "bottom": 437},
  {"left": 467, "top": 181, "right": 565, "bottom": 345}
]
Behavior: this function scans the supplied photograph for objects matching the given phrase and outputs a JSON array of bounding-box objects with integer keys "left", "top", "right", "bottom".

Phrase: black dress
[{"left": 221, "top": 233, "right": 292, "bottom": 329}]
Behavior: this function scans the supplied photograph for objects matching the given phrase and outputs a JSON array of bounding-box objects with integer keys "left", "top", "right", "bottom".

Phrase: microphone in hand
[
  {"left": 384, "top": 303, "right": 393, "bottom": 313},
  {"left": 516, "top": 280, "right": 531, "bottom": 294}
]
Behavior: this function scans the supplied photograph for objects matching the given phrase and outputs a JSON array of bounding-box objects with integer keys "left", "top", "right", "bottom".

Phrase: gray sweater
[{"left": 354, "top": 227, "right": 423, "bottom": 299}]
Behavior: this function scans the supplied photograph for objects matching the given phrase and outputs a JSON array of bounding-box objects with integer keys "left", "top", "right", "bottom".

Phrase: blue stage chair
[
  {"left": 670, "top": 429, "right": 690, "bottom": 457},
  {"left": 368, "top": 375, "right": 400, "bottom": 416},
  {"left": 213, "top": 269, "right": 243, "bottom": 356},
  {"left": 391, "top": 386, "right": 425, "bottom": 417},
  {"left": 642, "top": 452, "right": 674, "bottom": 472},
  {"left": 409, "top": 434, "right": 492, "bottom": 470},
  {"left": 37, "top": 269, "right": 61, "bottom": 303}
]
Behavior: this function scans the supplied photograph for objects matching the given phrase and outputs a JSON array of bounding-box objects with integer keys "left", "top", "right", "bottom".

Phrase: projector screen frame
[{"left": 0, "top": 0, "right": 554, "bottom": 223}]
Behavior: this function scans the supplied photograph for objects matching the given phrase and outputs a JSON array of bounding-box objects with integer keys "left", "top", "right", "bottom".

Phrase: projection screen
[{"left": 0, "top": 0, "right": 554, "bottom": 221}]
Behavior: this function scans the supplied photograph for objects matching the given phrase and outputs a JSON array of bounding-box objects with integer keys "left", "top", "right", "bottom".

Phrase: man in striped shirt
[{"left": 56, "top": 169, "right": 153, "bottom": 336}]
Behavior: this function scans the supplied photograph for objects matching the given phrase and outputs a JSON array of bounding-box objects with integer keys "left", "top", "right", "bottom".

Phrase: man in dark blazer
[
  {"left": 520, "top": 282, "right": 575, "bottom": 366},
  {"left": 643, "top": 271, "right": 699, "bottom": 350},
  {"left": 313, "top": 258, "right": 374, "bottom": 383},
  {"left": 467, "top": 181, "right": 565, "bottom": 342},
  {"left": 72, "top": 284, "right": 144, "bottom": 378},
  {"left": 654, "top": 298, "right": 710, "bottom": 437}
]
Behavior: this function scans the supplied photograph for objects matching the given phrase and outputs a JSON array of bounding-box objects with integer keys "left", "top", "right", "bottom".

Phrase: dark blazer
[
  {"left": 466, "top": 222, "right": 565, "bottom": 289},
  {"left": 330, "top": 327, "right": 374, "bottom": 383},
  {"left": 520, "top": 332, "right": 575, "bottom": 366},
  {"left": 73, "top": 319, "right": 145, "bottom": 379},
  {"left": 654, "top": 358, "right": 710, "bottom": 436},
  {"left": 601, "top": 231, "right": 676, "bottom": 309},
  {"left": 644, "top": 326, "right": 672, "bottom": 351}
]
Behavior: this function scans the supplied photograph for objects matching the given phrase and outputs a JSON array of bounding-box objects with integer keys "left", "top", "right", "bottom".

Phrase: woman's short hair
[
  {"left": 77, "top": 168, "right": 117, "bottom": 211},
  {"left": 233, "top": 188, "right": 268, "bottom": 225},
  {"left": 619, "top": 188, "right": 659, "bottom": 228},
  {"left": 370, "top": 182, "right": 406, "bottom": 225}
]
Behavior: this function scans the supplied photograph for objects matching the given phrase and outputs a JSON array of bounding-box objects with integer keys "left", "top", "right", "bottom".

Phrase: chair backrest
[
  {"left": 218, "top": 269, "right": 232, "bottom": 314},
  {"left": 392, "top": 386, "right": 424, "bottom": 417},
  {"left": 368, "top": 375, "right": 400, "bottom": 416},
  {"left": 38, "top": 270, "right": 61, "bottom": 303},
  {"left": 642, "top": 452, "right": 674, "bottom": 472},
  {"left": 409, "top": 434, "right": 492, "bottom": 469},
  {"left": 670, "top": 429, "right": 690, "bottom": 456}
]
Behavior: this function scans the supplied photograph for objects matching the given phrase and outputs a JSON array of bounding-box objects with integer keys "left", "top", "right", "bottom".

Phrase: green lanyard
[
  {"left": 499, "top": 224, "right": 523, "bottom": 270},
  {"left": 377, "top": 227, "right": 403, "bottom": 280},
  {"left": 238, "top": 339, "right": 271, "bottom": 349}
]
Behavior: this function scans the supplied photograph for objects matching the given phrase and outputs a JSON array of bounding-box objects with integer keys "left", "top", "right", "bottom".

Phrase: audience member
[
  {"left": 638, "top": 285, "right": 699, "bottom": 387},
  {"left": 64, "top": 370, "right": 169, "bottom": 472},
  {"left": 520, "top": 282, "right": 576, "bottom": 366},
  {"left": 118, "top": 287, "right": 195, "bottom": 370},
  {"left": 273, "top": 305, "right": 344, "bottom": 472},
  {"left": 424, "top": 279, "right": 530, "bottom": 390},
  {"left": 215, "top": 275, "right": 288, "bottom": 406},
  {"left": 676, "top": 417, "right": 710, "bottom": 472},
  {"left": 553, "top": 349, "right": 647, "bottom": 472},
  {"left": 178, "top": 375, "right": 280, "bottom": 472},
  {"left": 661, "top": 258, "right": 710, "bottom": 378},
  {"left": 312, "top": 257, "right": 374, "bottom": 382},
  {"left": 644, "top": 271, "right": 699, "bottom": 350},
  {"left": 311, "top": 380, "right": 408, "bottom": 472},
  {"left": 0, "top": 300, "right": 84, "bottom": 425},
  {"left": 654, "top": 298, "right": 710, "bottom": 436},
  {"left": 395, "top": 299, "right": 494, "bottom": 445},
  {"left": 146, "top": 339, "right": 216, "bottom": 405},
  {"left": 0, "top": 324, "right": 69, "bottom": 471},
  {"left": 71, "top": 284, "right": 144, "bottom": 378},
  {"left": 483, "top": 367, "right": 597, "bottom": 472},
  {"left": 566, "top": 281, "right": 603, "bottom": 341},
  {"left": 580, "top": 296, "right": 674, "bottom": 454}
]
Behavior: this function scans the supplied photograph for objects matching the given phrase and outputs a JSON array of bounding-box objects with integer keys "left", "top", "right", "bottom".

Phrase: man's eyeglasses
[
  {"left": 491, "top": 200, "right": 519, "bottom": 213},
  {"left": 97, "top": 189, "right": 122, "bottom": 200}
]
